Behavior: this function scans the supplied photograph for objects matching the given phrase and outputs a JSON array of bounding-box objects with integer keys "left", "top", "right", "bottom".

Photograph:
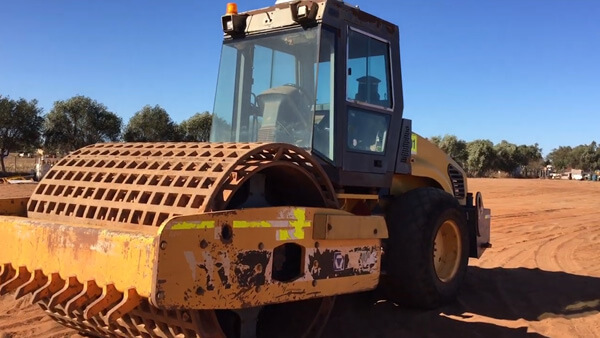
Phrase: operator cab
[
  {"left": 211, "top": 0, "right": 406, "bottom": 189},
  {"left": 211, "top": 27, "right": 321, "bottom": 151}
]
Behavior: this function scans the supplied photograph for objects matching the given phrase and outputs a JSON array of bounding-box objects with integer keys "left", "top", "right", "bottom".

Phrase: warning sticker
[{"left": 411, "top": 133, "right": 418, "bottom": 155}]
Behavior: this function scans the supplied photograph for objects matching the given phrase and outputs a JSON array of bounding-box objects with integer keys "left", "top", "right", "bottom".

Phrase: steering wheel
[{"left": 281, "top": 83, "right": 312, "bottom": 129}]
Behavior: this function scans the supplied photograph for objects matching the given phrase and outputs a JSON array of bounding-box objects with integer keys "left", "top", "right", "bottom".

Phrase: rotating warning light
[{"left": 226, "top": 3, "right": 238, "bottom": 15}]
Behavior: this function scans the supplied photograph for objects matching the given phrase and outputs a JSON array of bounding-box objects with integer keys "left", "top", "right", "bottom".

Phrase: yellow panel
[
  {"left": 394, "top": 133, "right": 469, "bottom": 205},
  {"left": 0, "top": 216, "right": 157, "bottom": 296},
  {"left": 152, "top": 207, "right": 382, "bottom": 310},
  {"left": 409, "top": 134, "right": 454, "bottom": 194},
  {"left": 313, "top": 214, "right": 388, "bottom": 240}
]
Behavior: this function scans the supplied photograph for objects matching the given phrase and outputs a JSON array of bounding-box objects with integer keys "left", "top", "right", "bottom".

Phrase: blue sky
[{"left": 1, "top": 1, "right": 598, "bottom": 155}]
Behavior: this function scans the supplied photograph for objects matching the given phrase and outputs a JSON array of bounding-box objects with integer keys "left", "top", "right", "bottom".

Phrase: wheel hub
[{"left": 433, "top": 220, "right": 461, "bottom": 282}]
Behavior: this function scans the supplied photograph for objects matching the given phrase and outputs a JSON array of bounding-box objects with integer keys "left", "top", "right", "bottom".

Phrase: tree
[
  {"left": 547, "top": 146, "right": 573, "bottom": 171},
  {"left": 494, "top": 140, "right": 520, "bottom": 174},
  {"left": 518, "top": 143, "right": 544, "bottom": 176},
  {"left": 466, "top": 139, "right": 496, "bottom": 177},
  {"left": 429, "top": 136, "right": 442, "bottom": 147},
  {"left": 547, "top": 142, "right": 599, "bottom": 172},
  {"left": 0, "top": 95, "right": 44, "bottom": 172},
  {"left": 575, "top": 142, "right": 599, "bottom": 171},
  {"left": 429, "top": 134, "right": 468, "bottom": 168},
  {"left": 123, "top": 105, "right": 180, "bottom": 142},
  {"left": 180, "top": 112, "right": 212, "bottom": 142},
  {"left": 44, "top": 95, "right": 122, "bottom": 154}
]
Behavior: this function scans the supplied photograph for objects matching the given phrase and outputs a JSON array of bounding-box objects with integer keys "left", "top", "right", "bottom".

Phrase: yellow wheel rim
[{"left": 433, "top": 219, "right": 461, "bottom": 282}]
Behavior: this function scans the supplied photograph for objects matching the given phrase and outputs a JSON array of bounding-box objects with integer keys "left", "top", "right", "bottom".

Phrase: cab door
[{"left": 342, "top": 27, "right": 397, "bottom": 180}]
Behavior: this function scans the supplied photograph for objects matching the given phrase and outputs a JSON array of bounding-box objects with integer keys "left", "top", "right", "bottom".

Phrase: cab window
[
  {"left": 347, "top": 109, "right": 390, "bottom": 153},
  {"left": 346, "top": 29, "right": 393, "bottom": 109},
  {"left": 313, "top": 28, "right": 336, "bottom": 161}
]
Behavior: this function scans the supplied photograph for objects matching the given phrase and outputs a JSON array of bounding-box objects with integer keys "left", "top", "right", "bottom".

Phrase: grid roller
[
  {"left": 7, "top": 141, "right": 337, "bottom": 337},
  {"left": 27, "top": 142, "right": 337, "bottom": 227}
]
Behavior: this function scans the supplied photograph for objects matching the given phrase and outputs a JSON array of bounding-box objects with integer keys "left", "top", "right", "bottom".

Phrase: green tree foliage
[
  {"left": 571, "top": 143, "right": 600, "bottom": 171},
  {"left": 547, "top": 146, "right": 572, "bottom": 171},
  {"left": 517, "top": 143, "right": 543, "bottom": 176},
  {"left": 430, "top": 135, "right": 545, "bottom": 177},
  {"left": 180, "top": 112, "right": 212, "bottom": 142},
  {"left": 123, "top": 105, "right": 180, "bottom": 142},
  {"left": 44, "top": 95, "right": 122, "bottom": 154},
  {"left": 0, "top": 95, "right": 44, "bottom": 172},
  {"left": 568, "top": 146, "right": 584, "bottom": 170},
  {"left": 429, "top": 134, "right": 468, "bottom": 168},
  {"left": 579, "top": 142, "right": 600, "bottom": 171},
  {"left": 465, "top": 139, "right": 496, "bottom": 177},
  {"left": 493, "top": 140, "right": 521, "bottom": 174},
  {"left": 493, "top": 141, "right": 543, "bottom": 176},
  {"left": 547, "top": 142, "right": 600, "bottom": 171}
]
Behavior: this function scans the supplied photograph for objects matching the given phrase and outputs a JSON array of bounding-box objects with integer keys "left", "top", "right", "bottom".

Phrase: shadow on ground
[{"left": 322, "top": 267, "right": 600, "bottom": 337}]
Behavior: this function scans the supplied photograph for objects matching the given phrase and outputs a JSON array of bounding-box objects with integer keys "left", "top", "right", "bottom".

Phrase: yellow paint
[
  {"left": 399, "top": 133, "right": 461, "bottom": 200},
  {"left": 278, "top": 208, "right": 311, "bottom": 240},
  {"left": 0, "top": 216, "right": 157, "bottom": 296},
  {"left": 232, "top": 220, "right": 272, "bottom": 228},
  {"left": 411, "top": 133, "right": 418, "bottom": 154},
  {"left": 277, "top": 229, "right": 294, "bottom": 241},
  {"left": 155, "top": 208, "right": 383, "bottom": 309},
  {"left": 171, "top": 208, "right": 310, "bottom": 241},
  {"left": 172, "top": 221, "right": 215, "bottom": 230}
]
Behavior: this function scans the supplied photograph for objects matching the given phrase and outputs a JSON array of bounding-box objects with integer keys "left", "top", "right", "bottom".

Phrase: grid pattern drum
[
  {"left": 27, "top": 142, "right": 336, "bottom": 227},
  {"left": 9, "top": 141, "right": 338, "bottom": 337}
]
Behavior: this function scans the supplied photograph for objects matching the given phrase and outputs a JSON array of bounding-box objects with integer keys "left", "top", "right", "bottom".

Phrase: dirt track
[{"left": 1, "top": 178, "right": 599, "bottom": 337}]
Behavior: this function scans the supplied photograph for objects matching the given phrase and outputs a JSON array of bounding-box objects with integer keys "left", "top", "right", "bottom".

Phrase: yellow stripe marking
[
  {"left": 172, "top": 221, "right": 215, "bottom": 230},
  {"left": 278, "top": 208, "right": 311, "bottom": 241},
  {"left": 233, "top": 220, "right": 272, "bottom": 228}
]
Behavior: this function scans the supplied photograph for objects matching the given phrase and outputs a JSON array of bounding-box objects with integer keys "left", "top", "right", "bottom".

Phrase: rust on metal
[
  {"left": 48, "top": 276, "right": 83, "bottom": 310},
  {"left": 0, "top": 216, "right": 157, "bottom": 296},
  {"left": 152, "top": 207, "right": 381, "bottom": 310},
  {"left": 0, "top": 197, "right": 28, "bottom": 216},
  {"left": 15, "top": 269, "right": 46, "bottom": 299},
  {"left": 84, "top": 284, "right": 123, "bottom": 319},
  {"left": 32, "top": 273, "right": 65, "bottom": 304},
  {"left": 65, "top": 280, "right": 103, "bottom": 315},
  {"left": 0, "top": 266, "right": 30, "bottom": 296},
  {"left": 105, "top": 288, "right": 142, "bottom": 323}
]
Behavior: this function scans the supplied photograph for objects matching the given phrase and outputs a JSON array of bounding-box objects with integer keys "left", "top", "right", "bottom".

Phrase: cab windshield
[{"left": 211, "top": 26, "right": 332, "bottom": 155}]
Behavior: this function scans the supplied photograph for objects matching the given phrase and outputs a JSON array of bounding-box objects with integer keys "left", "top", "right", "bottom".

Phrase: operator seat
[{"left": 256, "top": 85, "right": 311, "bottom": 147}]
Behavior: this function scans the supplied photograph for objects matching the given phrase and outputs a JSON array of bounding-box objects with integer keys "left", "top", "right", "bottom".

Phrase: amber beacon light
[
  {"left": 222, "top": 2, "right": 247, "bottom": 35},
  {"left": 226, "top": 3, "right": 238, "bottom": 15}
]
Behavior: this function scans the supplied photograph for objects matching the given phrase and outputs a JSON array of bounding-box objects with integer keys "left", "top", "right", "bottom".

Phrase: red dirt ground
[{"left": 1, "top": 178, "right": 599, "bottom": 337}]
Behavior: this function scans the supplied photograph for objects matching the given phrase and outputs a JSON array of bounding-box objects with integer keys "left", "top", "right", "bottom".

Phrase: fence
[{"left": 1, "top": 155, "right": 61, "bottom": 175}]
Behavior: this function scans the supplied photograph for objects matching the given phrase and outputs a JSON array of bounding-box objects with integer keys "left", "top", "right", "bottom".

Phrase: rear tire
[{"left": 383, "top": 187, "right": 469, "bottom": 308}]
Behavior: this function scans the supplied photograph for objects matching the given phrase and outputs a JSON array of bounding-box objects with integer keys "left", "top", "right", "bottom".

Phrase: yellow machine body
[
  {"left": 0, "top": 142, "right": 388, "bottom": 337},
  {"left": 0, "top": 1, "right": 491, "bottom": 336}
]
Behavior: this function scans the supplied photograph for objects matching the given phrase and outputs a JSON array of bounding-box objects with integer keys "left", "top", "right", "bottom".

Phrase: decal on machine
[
  {"left": 185, "top": 249, "right": 272, "bottom": 291},
  {"left": 174, "top": 207, "right": 310, "bottom": 241},
  {"left": 184, "top": 249, "right": 232, "bottom": 291},
  {"left": 172, "top": 221, "right": 215, "bottom": 230},
  {"left": 333, "top": 252, "right": 345, "bottom": 271},
  {"left": 308, "top": 246, "right": 378, "bottom": 280},
  {"left": 235, "top": 250, "right": 271, "bottom": 288},
  {"left": 275, "top": 208, "right": 311, "bottom": 241}
]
